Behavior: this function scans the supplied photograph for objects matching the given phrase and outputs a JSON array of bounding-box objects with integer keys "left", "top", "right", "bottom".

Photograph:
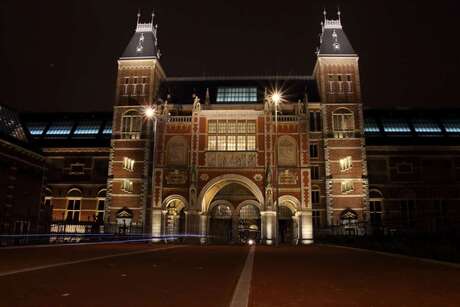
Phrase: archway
[
  {"left": 277, "top": 195, "right": 300, "bottom": 244},
  {"left": 162, "top": 196, "right": 187, "bottom": 241},
  {"left": 237, "top": 201, "right": 261, "bottom": 243},
  {"left": 209, "top": 200, "right": 233, "bottom": 244}
]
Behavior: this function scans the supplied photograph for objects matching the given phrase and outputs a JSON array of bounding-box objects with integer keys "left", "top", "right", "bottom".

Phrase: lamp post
[
  {"left": 144, "top": 106, "right": 157, "bottom": 236},
  {"left": 271, "top": 91, "right": 282, "bottom": 246}
]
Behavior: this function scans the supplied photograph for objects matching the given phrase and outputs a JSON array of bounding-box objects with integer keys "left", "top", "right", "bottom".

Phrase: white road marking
[
  {"left": 0, "top": 246, "right": 183, "bottom": 277},
  {"left": 230, "top": 245, "right": 255, "bottom": 307}
]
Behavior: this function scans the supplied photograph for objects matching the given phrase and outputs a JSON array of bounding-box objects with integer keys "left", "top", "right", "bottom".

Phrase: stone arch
[
  {"left": 162, "top": 194, "right": 188, "bottom": 211},
  {"left": 97, "top": 188, "right": 107, "bottom": 198},
  {"left": 276, "top": 195, "right": 300, "bottom": 213},
  {"left": 277, "top": 135, "right": 298, "bottom": 166},
  {"left": 209, "top": 200, "right": 234, "bottom": 216},
  {"left": 166, "top": 136, "right": 188, "bottom": 166},
  {"left": 67, "top": 188, "right": 82, "bottom": 197},
  {"left": 198, "top": 174, "right": 264, "bottom": 214},
  {"left": 235, "top": 200, "right": 263, "bottom": 216}
]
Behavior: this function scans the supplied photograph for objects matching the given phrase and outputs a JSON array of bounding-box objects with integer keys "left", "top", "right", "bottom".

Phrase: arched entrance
[
  {"left": 209, "top": 201, "right": 233, "bottom": 243},
  {"left": 163, "top": 196, "right": 187, "bottom": 241},
  {"left": 198, "top": 174, "right": 264, "bottom": 244},
  {"left": 238, "top": 202, "right": 261, "bottom": 243},
  {"left": 278, "top": 206, "right": 294, "bottom": 244}
]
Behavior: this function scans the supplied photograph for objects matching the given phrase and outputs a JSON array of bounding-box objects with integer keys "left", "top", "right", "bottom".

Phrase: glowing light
[
  {"left": 271, "top": 91, "right": 282, "bottom": 105},
  {"left": 145, "top": 106, "right": 155, "bottom": 119},
  {"left": 248, "top": 239, "right": 255, "bottom": 246}
]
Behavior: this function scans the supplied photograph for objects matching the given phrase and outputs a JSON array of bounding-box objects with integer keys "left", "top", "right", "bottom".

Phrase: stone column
[
  {"left": 151, "top": 208, "right": 163, "bottom": 242},
  {"left": 261, "top": 210, "right": 277, "bottom": 245},
  {"left": 185, "top": 209, "right": 200, "bottom": 242},
  {"left": 300, "top": 209, "right": 314, "bottom": 244},
  {"left": 199, "top": 214, "right": 209, "bottom": 244}
]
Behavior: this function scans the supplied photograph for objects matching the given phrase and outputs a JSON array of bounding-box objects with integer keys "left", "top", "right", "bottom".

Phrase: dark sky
[{"left": 1, "top": 0, "right": 459, "bottom": 112}]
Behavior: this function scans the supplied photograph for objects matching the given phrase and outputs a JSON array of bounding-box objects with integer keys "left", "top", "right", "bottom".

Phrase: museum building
[{"left": 8, "top": 11, "right": 460, "bottom": 244}]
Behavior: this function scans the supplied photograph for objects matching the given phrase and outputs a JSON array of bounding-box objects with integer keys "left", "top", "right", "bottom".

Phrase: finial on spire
[
  {"left": 151, "top": 9, "right": 155, "bottom": 23},
  {"left": 137, "top": 9, "right": 141, "bottom": 25},
  {"left": 337, "top": 7, "right": 341, "bottom": 22},
  {"left": 323, "top": 8, "right": 327, "bottom": 23}
]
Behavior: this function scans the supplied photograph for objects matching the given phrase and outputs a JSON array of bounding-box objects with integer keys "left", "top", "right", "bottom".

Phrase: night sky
[{"left": 1, "top": 0, "right": 459, "bottom": 112}]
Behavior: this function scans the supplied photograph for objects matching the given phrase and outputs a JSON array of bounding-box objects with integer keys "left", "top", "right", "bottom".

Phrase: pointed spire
[
  {"left": 151, "top": 9, "right": 155, "bottom": 23},
  {"left": 137, "top": 9, "right": 141, "bottom": 25},
  {"left": 337, "top": 7, "right": 341, "bottom": 23},
  {"left": 323, "top": 8, "right": 327, "bottom": 23}
]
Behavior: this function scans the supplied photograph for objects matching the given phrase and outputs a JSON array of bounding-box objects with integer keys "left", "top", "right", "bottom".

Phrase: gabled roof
[
  {"left": 120, "top": 12, "right": 160, "bottom": 60},
  {"left": 317, "top": 11, "right": 356, "bottom": 57}
]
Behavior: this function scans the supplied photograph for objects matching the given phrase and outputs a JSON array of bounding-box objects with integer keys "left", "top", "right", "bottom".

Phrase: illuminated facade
[{"left": 14, "top": 11, "right": 460, "bottom": 243}]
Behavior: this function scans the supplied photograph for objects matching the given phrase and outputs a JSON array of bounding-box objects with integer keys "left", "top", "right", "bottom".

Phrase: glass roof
[
  {"left": 412, "top": 119, "right": 442, "bottom": 134},
  {"left": 442, "top": 119, "right": 460, "bottom": 133},
  {"left": 381, "top": 118, "right": 411, "bottom": 133},
  {"left": 0, "top": 106, "right": 27, "bottom": 141},
  {"left": 74, "top": 121, "right": 102, "bottom": 135},
  {"left": 364, "top": 118, "right": 380, "bottom": 133},
  {"left": 216, "top": 87, "right": 257, "bottom": 103}
]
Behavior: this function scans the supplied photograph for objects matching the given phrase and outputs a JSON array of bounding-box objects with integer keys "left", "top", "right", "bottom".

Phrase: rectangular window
[
  {"left": 309, "top": 111, "right": 322, "bottom": 132},
  {"left": 327, "top": 74, "right": 353, "bottom": 94},
  {"left": 218, "top": 135, "right": 227, "bottom": 151},
  {"left": 121, "top": 179, "right": 134, "bottom": 193},
  {"left": 96, "top": 199, "right": 105, "bottom": 222},
  {"left": 339, "top": 156, "right": 352, "bottom": 172},
  {"left": 123, "top": 157, "right": 135, "bottom": 172},
  {"left": 311, "top": 190, "right": 320, "bottom": 204},
  {"left": 311, "top": 166, "right": 320, "bottom": 180},
  {"left": 66, "top": 199, "right": 80, "bottom": 222},
  {"left": 227, "top": 135, "right": 236, "bottom": 151},
  {"left": 401, "top": 200, "right": 415, "bottom": 228},
  {"left": 216, "top": 87, "right": 257, "bottom": 103},
  {"left": 207, "top": 120, "right": 256, "bottom": 151},
  {"left": 341, "top": 180, "right": 354, "bottom": 194},
  {"left": 309, "top": 144, "right": 318, "bottom": 158},
  {"left": 333, "top": 112, "right": 354, "bottom": 138},
  {"left": 370, "top": 200, "right": 383, "bottom": 226},
  {"left": 247, "top": 135, "right": 256, "bottom": 151},
  {"left": 208, "top": 135, "right": 217, "bottom": 150},
  {"left": 237, "top": 135, "right": 246, "bottom": 151},
  {"left": 312, "top": 210, "right": 321, "bottom": 228}
]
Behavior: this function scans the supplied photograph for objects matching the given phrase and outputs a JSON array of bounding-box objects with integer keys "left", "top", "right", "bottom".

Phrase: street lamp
[
  {"left": 144, "top": 105, "right": 157, "bottom": 236},
  {"left": 271, "top": 91, "right": 283, "bottom": 245}
]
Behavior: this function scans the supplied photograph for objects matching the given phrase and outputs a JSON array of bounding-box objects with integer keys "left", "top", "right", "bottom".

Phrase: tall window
[
  {"left": 207, "top": 120, "right": 256, "bottom": 151},
  {"left": 311, "top": 188, "right": 320, "bottom": 204},
  {"left": 309, "top": 111, "right": 322, "bottom": 132},
  {"left": 123, "top": 157, "right": 135, "bottom": 172},
  {"left": 96, "top": 199, "right": 105, "bottom": 222},
  {"left": 328, "top": 74, "right": 353, "bottom": 94},
  {"left": 121, "top": 110, "right": 142, "bottom": 139},
  {"left": 122, "top": 180, "right": 134, "bottom": 193},
  {"left": 312, "top": 210, "right": 321, "bottom": 228},
  {"left": 311, "top": 166, "right": 320, "bottom": 180},
  {"left": 332, "top": 108, "right": 354, "bottom": 138},
  {"left": 339, "top": 156, "right": 352, "bottom": 172},
  {"left": 401, "top": 199, "right": 415, "bottom": 228},
  {"left": 122, "top": 76, "right": 149, "bottom": 96},
  {"left": 341, "top": 180, "right": 354, "bottom": 194},
  {"left": 309, "top": 144, "right": 319, "bottom": 158},
  {"left": 66, "top": 199, "right": 81, "bottom": 222},
  {"left": 369, "top": 193, "right": 383, "bottom": 227}
]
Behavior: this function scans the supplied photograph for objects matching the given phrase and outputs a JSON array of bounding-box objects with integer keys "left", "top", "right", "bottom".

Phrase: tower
[
  {"left": 313, "top": 10, "right": 368, "bottom": 230},
  {"left": 106, "top": 11, "right": 166, "bottom": 234}
]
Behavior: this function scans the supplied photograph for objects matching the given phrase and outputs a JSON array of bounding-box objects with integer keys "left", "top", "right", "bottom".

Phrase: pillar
[
  {"left": 151, "top": 208, "right": 163, "bottom": 242},
  {"left": 300, "top": 209, "right": 314, "bottom": 244},
  {"left": 261, "top": 210, "right": 277, "bottom": 245},
  {"left": 199, "top": 214, "right": 209, "bottom": 244}
]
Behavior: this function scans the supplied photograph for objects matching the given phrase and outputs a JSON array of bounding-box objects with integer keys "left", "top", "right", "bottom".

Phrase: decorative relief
[
  {"left": 200, "top": 173, "right": 209, "bottom": 181},
  {"left": 278, "top": 170, "right": 298, "bottom": 185},
  {"left": 253, "top": 174, "right": 263, "bottom": 182},
  {"left": 165, "top": 169, "right": 187, "bottom": 185},
  {"left": 278, "top": 136, "right": 297, "bottom": 166},
  {"left": 205, "top": 152, "right": 257, "bottom": 168},
  {"left": 166, "top": 136, "right": 188, "bottom": 166}
]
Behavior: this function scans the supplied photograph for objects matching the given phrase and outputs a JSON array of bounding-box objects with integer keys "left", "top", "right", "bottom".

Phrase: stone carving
[
  {"left": 278, "top": 136, "right": 297, "bottom": 166},
  {"left": 192, "top": 94, "right": 201, "bottom": 112},
  {"left": 279, "top": 170, "right": 298, "bottom": 185},
  {"left": 253, "top": 174, "right": 263, "bottom": 182},
  {"left": 205, "top": 152, "right": 257, "bottom": 168},
  {"left": 200, "top": 173, "right": 210, "bottom": 181},
  {"left": 165, "top": 169, "right": 187, "bottom": 185},
  {"left": 166, "top": 136, "right": 188, "bottom": 166}
]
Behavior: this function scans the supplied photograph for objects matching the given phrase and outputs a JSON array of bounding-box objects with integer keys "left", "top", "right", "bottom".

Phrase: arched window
[
  {"left": 332, "top": 108, "right": 354, "bottom": 138},
  {"left": 66, "top": 188, "right": 82, "bottom": 222},
  {"left": 278, "top": 136, "right": 298, "bottom": 166},
  {"left": 369, "top": 190, "right": 383, "bottom": 227},
  {"left": 211, "top": 204, "right": 232, "bottom": 219},
  {"left": 121, "top": 110, "right": 142, "bottom": 139},
  {"left": 239, "top": 205, "right": 260, "bottom": 220}
]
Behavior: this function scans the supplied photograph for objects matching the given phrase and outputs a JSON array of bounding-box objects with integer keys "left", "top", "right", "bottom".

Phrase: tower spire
[
  {"left": 323, "top": 8, "right": 327, "bottom": 23},
  {"left": 137, "top": 9, "right": 141, "bottom": 25},
  {"left": 337, "top": 7, "right": 341, "bottom": 23},
  {"left": 151, "top": 9, "right": 155, "bottom": 23}
]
